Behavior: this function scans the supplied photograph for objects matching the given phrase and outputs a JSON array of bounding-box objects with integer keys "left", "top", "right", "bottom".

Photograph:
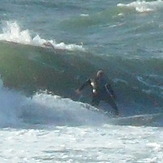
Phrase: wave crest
[
  {"left": 117, "top": 0, "right": 163, "bottom": 13},
  {"left": 0, "top": 21, "right": 85, "bottom": 51}
]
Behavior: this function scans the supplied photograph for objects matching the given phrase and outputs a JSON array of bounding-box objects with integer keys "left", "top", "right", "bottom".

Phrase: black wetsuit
[{"left": 78, "top": 76, "right": 119, "bottom": 115}]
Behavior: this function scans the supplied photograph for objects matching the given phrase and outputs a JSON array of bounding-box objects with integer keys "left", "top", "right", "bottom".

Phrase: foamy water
[
  {"left": 0, "top": 21, "right": 84, "bottom": 51},
  {"left": 0, "top": 0, "right": 163, "bottom": 162},
  {"left": 117, "top": 0, "right": 163, "bottom": 13}
]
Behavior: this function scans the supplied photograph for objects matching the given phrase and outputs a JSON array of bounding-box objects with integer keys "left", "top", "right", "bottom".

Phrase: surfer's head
[{"left": 96, "top": 70, "right": 104, "bottom": 78}]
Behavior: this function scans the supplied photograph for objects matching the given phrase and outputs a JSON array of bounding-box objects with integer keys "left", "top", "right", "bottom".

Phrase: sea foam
[
  {"left": 0, "top": 21, "right": 85, "bottom": 51},
  {"left": 117, "top": 0, "right": 163, "bottom": 13},
  {"left": 0, "top": 78, "right": 107, "bottom": 127}
]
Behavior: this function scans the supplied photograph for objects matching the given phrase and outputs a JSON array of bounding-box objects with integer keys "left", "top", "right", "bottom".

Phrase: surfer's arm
[
  {"left": 78, "top": 79, "right": 91, "bottom": 92},
  {"left": 105, "top": 83, "right": 116, "bottom": 99}
]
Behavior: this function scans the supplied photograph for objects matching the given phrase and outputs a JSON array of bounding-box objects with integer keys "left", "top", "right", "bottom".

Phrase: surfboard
[
  {"left": 79, "top": 101, "right": 162, "bottom": 126},
  {"left": 109, "top": 113, "right": 162, "bottom": 126}
]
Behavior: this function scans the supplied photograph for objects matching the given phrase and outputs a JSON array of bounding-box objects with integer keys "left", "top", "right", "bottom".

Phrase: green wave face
[
  {"left": 0, "top": 41, "right": 162, "bottom": 110},
  {"left": 0, "top": 41, "right": 97, "bottom": 96}
]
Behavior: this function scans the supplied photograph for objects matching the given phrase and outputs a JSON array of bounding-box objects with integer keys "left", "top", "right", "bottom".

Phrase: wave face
[
  {"left": 0, "top": 1, "right": 162, "bottom": 126},
  {"left": 0, "top": 39, "right": 162, "bottom": 116}
]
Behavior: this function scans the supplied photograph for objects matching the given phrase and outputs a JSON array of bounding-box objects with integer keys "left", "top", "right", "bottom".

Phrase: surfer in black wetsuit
[{"left": 76, "top": 70, "right": 119, "bottom": 116}]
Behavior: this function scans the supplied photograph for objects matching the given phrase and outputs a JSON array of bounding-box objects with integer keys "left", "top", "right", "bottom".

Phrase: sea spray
[
  {"left": 0, "top": 80, "right": 108, "bottom": 127},
  {"left": 0, "top": 21, "right": 85, "bottom": 51}
]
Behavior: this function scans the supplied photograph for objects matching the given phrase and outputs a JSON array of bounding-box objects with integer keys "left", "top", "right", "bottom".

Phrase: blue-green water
[
  {"left": 0, "top": 0, "right": 162, "bottom": 113},
  {"left": 0, "top": 1, "right": 163, "bottom": 162},
  {"left": 0, "top": 0, "right": 163, "bottom": 117}
]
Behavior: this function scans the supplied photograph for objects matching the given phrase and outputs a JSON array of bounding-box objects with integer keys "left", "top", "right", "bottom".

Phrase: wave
[
  {"left": 0, "top": 79, "right": 162, "bottom": 128},
  {"left": 0, "top": 80, "right": 109, "bottom": 128},
  {"left": 60, "top": 6, "right": 123, "bottom": 31},
  {"left": 60, "top": 0, "right": 163, "bottom": 32},
  {"left": 0, "top": 81, "right": 26, "bottom": 127},
  {"left": 117, "top": 0, "right": 163, "bottom": 13},
  {"left": 0, "top": 40, "right": 162, "bottom": 117},
  {"left": 0, "top": 20, "right": 162, "bottom": 122},
  {"left": 0, "top": 21, "right": 85, "bottom": 51}
]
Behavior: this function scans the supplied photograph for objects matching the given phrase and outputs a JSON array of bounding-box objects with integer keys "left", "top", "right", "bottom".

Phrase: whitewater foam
[
  {"left": 117, "top": 0, "right": 163, "bottom": 13},
  {"left": 20, "top": 92, "right": 109, "bottom": 126},
  {"left": 0, "top": 81, "right": 25, "bottom": 127},
  {"left": 0, "top": 21, "right": 85, "bottom": 52},
  {"left": 0, "top": 80, "right": 108, "bottom": 127}
]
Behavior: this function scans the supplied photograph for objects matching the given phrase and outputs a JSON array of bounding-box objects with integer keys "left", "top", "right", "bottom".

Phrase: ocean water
[{"left": 0, "top": 0, "right": 163, "bottom": 162}]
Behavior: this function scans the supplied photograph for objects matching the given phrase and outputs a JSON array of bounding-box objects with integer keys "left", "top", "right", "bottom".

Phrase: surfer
[{"left": 76, "top": 70, "right": 119, "bottom": 116}]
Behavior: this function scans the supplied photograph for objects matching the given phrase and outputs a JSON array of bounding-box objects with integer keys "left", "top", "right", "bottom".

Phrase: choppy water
[{"left": 0, "top": 0, "right": 163, "bottom": 162}]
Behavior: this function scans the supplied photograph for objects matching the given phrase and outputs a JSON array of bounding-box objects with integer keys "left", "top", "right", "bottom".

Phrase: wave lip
[
  {"left": 117, "top": 0, "right": 163, "bottom": 13},
  {"left": 0, "top": 21, "right": 85, "bottom": 51}
]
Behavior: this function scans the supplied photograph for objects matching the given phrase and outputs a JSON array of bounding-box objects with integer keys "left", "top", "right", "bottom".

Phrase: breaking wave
[
  {"left": 0, "top": 40, "right": 162, "bottom": 117},
  {"left": 0, "top": 21, "right": 85, "bottom": 51},
  {"left": 0, "top": 79, "right": 109, "bottom": 128},
  {"left": 117, "top": 0, "right": 163, "bottom": 13}
]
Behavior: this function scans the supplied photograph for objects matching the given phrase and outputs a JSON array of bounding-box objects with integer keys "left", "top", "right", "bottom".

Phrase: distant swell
[{"left": 117, "top": 0, "right": 163, "bottom": 13}]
